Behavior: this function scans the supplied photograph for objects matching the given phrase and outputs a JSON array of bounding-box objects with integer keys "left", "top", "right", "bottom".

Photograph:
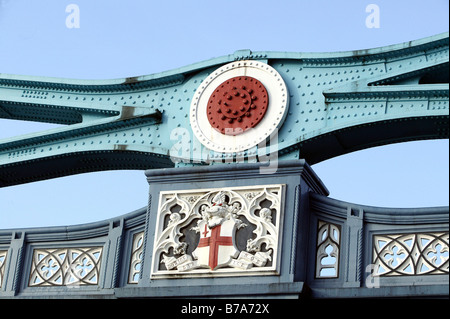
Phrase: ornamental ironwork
[
  {"left": 29, "top": 247, "right": 102, "bottom": 287},
  {"left": 372, "top": 232, "right": 449, "bottom": 276},
  {"left": 128, "top": 232, "right": 144, "bottom": 284},
  {"left": 0, "top": 251, "right": 7, "bottom": 288},
  {"left": 315, "top": 221, "right": 341, "bottom": 278}
]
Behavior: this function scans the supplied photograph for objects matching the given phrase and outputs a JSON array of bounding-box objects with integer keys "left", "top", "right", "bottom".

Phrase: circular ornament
[
  {"left": 207, "top": 76, "right": 269, "bottom": 136},
  {"left": 190, "top": 60, "right": 289, "bottom": 153}
]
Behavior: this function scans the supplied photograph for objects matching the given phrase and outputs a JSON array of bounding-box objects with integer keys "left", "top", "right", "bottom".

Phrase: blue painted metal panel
[{"left": 0, "top": 33, "right": 448, "bottom": 186}]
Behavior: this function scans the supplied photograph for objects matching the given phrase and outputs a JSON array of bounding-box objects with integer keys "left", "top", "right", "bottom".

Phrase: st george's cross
[
  {"left": 193, "top": 219, "right": 239, "bottom": 270},
  {"left": 191, "top": 192, "right": 241, "bottom": 270}
]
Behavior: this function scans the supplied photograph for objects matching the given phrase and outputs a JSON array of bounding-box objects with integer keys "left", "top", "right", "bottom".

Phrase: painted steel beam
[{"left": 0, "top": 32, "right": 448, "bottom": 187}]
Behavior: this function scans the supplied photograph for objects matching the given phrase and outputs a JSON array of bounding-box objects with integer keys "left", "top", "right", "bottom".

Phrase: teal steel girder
[{"left": 0, "top": 33, "right": 448, "bottom": 187}]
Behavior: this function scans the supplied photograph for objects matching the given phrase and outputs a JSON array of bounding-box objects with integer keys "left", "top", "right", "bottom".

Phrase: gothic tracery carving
[
  {"left": 373, "top": 232, "right": 449, "bottom": 276},
  {"left": 29, "top": 247, "right": 102, "bottom": 287},
  {"left": 151, "top": 185, "right": 284, "bottom": 278}
]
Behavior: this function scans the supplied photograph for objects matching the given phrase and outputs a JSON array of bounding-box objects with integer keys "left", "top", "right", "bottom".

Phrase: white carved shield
[{"left": 192, "top": 219, "right": 239, "bottom": 270}]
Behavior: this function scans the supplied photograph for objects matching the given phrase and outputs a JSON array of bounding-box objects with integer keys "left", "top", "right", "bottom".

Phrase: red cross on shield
[{"left": 192, "top": 219, "right": 239, "bottom": 270}]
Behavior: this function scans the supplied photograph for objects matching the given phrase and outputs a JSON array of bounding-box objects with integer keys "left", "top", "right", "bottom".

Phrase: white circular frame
[{"left": 190, "top": 60, "right": 289, "bottom": 153}]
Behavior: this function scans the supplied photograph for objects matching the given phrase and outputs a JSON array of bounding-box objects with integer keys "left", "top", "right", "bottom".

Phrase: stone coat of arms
[{"left": 151, "top": 185, "right": 284, "bottom": 278}]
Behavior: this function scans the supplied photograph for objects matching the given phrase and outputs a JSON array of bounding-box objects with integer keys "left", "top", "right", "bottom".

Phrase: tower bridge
[{"left": 0, "top": 33, "right": 448, "bottom": 299}]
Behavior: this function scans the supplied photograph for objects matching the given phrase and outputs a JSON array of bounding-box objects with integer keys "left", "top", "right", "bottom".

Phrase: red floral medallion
[{"left": 207, "top": 76, "right": 269, "bottom": 135}]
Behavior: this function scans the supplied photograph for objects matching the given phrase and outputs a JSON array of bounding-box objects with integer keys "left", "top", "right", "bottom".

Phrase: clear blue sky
[{"left": 0, "top": 0, "right": 448, "bottom": 229}]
